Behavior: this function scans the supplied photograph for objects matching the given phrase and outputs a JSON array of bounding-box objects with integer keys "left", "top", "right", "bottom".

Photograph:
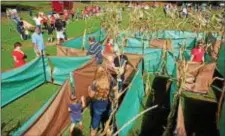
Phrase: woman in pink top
[{"left": 191, "top": 40, "right": 205, "bottom": 62}]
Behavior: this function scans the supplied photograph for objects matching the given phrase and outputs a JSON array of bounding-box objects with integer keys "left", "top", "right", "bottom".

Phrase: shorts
[
  {"left": 71, "top": 116, "right": 82, "bottom": 124},
  {"left": 56, "top": 31, "right": 65, "bottom": 39}
]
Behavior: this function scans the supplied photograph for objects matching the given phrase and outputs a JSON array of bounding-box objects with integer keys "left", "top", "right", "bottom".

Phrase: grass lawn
[{"left": 1, "top": 1, "right": 223, "bottom": 136}]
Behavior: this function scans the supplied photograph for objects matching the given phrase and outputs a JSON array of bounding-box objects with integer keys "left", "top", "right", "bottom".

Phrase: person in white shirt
[
  {"left": 33, "top": 14, "right": 42, "bottom": 30},
  {"left": 182, "top": 7, "right": 188, "bottom": 18},
  {"left": 164, "top": 4, "right": 169, "bottom": 17}
]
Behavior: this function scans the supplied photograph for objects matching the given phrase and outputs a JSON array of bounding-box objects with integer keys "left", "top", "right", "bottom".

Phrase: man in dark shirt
[
  {"left": 17, "top": 20, "right": 27, "bottom": 40},
  {"left": 47, "top": 25, "right": 54, "bottom": 43},
  {"left": 87, "top": 37, "right": 103, "bottom": 64}
]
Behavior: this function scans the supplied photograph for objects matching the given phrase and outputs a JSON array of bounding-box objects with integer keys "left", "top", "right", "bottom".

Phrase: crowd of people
[
  {"left": 163, "top": 4, "right": 189, "bottom": 18},
  {"left": 82, "top": 6, "right": 101, "bottom": 19},
  {"left": 32, "top": 12, "right": 68, "bottom": 45},
  {"left": 128, "top": 2, "right": 150, "bottom": 9}
]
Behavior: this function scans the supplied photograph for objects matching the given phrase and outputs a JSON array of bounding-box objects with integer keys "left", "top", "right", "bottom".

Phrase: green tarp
[
  {"left": 1, "top": 57, "right": 48, "bottom": 107},
  {"left": 62, "top": 29, "right": 106, "bottom": 49},
  {"left": 217, "top": 43, "right": 225, "bottom": 77},
  {"left": 124, "top": 48, "right": 163, "bottom": 73},
  {"left": 126, "top": 36, "right": 196, "bottom": 49},
  {"left": 48, "top": 56, "right": 91, "bottom": 85},
  {"left": 62, "top": 29, "right": 221, "bottom": 50},
  {"left": 116, "top": 62, "right": 144, "bottom": 136},
  {"left": 1, "top": 56, "right": 92, "bottom": 107}
]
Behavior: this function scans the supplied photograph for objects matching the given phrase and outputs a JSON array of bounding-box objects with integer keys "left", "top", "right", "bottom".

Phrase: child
[
  {"left": 47, "top": 24, "right": 54, "bottom": 43},
  {"left": 68, "top": 95, "right": 86, "bottom": 136},
  {"left": 50, "top": 14, "right": 55, "bottom": 28},
  {"left": 64, "top": 9, "right": 69, "bottom": 22},
  {"left": 62, "top": 20, "right": 67, "bottom": 40},
  {"left": 41, "top": 15, "right": 48, "bottom": 30}
]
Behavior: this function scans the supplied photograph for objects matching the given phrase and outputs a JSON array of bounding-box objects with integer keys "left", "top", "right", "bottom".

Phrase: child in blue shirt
[{"left": 68, "top": 95, "right": 85, "bottom": 136}]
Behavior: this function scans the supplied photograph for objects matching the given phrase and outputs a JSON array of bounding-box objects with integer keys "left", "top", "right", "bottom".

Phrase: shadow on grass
[
  {"left": 1, "top": 120, "right": 21, "bottom": 136},
  {"left": 140, "top": 76, "right": 171, "bottom": 136}
]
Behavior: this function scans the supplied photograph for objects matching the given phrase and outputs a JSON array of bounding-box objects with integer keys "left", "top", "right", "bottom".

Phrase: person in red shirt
[
  {"left": 87, "top": 6, "right": 91, "bottom": 16},
  {"left": 12, "top": 42, "right": 26, "bottom": 68},
  {"left": 104, "top": 38, "right": 113, "bottom": 54},
  {"left": 41, "top": 15, "right": 48, "bottom": 29},
  {"left": 64, "top": 10, "right": 69, "bottom": 21},
  {"left": 92, "top": 6, "right": 96, "bottom": 15},
  {"left": 191, "top": 40, "right": 205, "bottom": 62},
  {"left": 96, "top": 6, "right": 99, "bottom": 14},
  {"left": 83, "top": 7, "right": 88, "bottom": 19}
]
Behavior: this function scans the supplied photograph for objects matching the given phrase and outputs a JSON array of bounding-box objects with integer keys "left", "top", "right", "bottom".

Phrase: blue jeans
[{"left": 91, "top": 100, "right": 109, "bottom": 129}]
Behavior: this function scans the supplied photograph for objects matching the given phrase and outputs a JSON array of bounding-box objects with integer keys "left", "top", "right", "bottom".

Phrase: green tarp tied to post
[
  {"left": 47, "top": 56, "right": 91, "bottom": 85},
  {"left": 116, "top": 63, "right": 144, "bottom": 136},
  {"left": 1, "top": 56, "right": 92, "bottom": 107},
  {"left": 1, "top": 57, "right": 48, "bottom": 107}
]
